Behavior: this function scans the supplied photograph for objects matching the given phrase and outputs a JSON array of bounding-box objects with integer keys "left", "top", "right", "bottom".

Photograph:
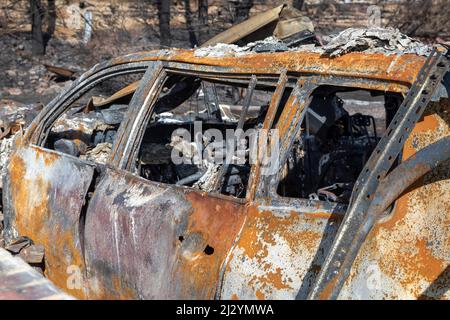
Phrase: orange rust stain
[
  {"left": 109, "top": 275, "right": 136, "bottom": 300},
  {"left": 363, "top": 100, "right": 450, "bottom": 298},
  {"left": 174, "top": 192, "right": 247, "bottom": 299},
  {"left": 303, "top": 211, "right": 344, "bottom": 221},
  {"left": 277, "top": 93, "right": 298, "bottom": 136},
  {"left": 318, "top": 274, "right": 339, "bottom": 300},
  {"left": 10, "top": 156, "right": 49, "bottom": 238},
  {"left": 290, "top": 229, "right": 321, "bottom": 252},
  {"left": 403, "top": 113, "right": 440, "bottom": 160},
  {"left": 413, "top": 114, "right": 440, "bottom": 132},
  {"left": 110, "top": 50, "right": 424, "bottom": 92},
  {"left": 184, "top": 192, "right": 246, "bottom": 251},
  {"left": 376, "top": 195, "right": 409, "bottom": 230},
  {"left": 235, "top": 206, "right": 267, "bottom": 260},
  {"left": 9, "top": 154, "right": 29, "bottom": 224},
  {"left": 234, "top": 204, "right": 333, "bottom": 294},
  {"left": 376, "top": 237, "right": 445, "bottom": 290},
  {"left": 231, "top": 294, "right": 239, "bottom": 300},
  {"left": 41, "top": 150, "right": 60, "bottom": 167},
  {"left": 41, "top": 229, "right": 86, "bottom": 299},
  {"left": 264, "top": 268, "right": 292, "bottom": 290},
  {"left": 412, "top": 239, "right": 445, "bottom": 283},
  {"left": 255, "top": 290, "right": 265, "bottom": 300},
  {"left": 238, "top": 206, "right": 326, "bottom": 259}
]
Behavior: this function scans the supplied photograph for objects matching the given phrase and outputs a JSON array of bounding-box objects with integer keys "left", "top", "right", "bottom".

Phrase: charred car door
[
  {"left": 4, "top": 57, "right": 282, "bottom": 299},
  {"left": 4, "top": 58, "right": 156, "bottom": 297},
  {"left": 80, "top": 66, "right": 284, "bottom": 299},
  {"left": 3, "top": 60, "right": 162, "bottom": 298}
]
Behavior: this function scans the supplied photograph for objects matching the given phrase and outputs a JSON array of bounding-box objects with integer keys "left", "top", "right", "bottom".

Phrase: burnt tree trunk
[
  {"left": 184, "top": 0, "right": 198, "bottom": 47},
  {"left": 198, "top": 0, "right": 208, "bottom": 26},
  {"left": 30, "top": 0, "right": 45, "bottom": 55},
  {"left": 232, "top": 0, "right": 253, "bottom": 24},
  {"left": 197, "top": 0, "right": 208, "bottom": 44},
  {"left": 292, "top": 0, "right": 305, "bottom": 10},
  {"left": 47, "top": 0, "right": 56, "bottom": 38},
  {"left": 157, "top": 0, "right": 171, "bottom": 47}
]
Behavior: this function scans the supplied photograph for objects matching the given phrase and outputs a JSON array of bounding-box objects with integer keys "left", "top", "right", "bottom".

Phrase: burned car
[{"left": 1, "top": 41, "right": 449, "bottom": 299}]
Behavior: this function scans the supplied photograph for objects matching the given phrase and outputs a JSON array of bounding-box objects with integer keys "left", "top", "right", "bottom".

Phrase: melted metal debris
[
  {"left": 321, "top": 27, "right": 432, "bottom": 57},
  {"left": 194, "top": 28, "right": 432, "bottom": 58},
  {"left": 194, "top": 43, "right": 250, "bottom": 58}
]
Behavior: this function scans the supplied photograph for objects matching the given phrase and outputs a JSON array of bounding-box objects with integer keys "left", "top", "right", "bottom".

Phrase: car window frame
[
  {"left": 112, "top": 65, "right": 290, "bottom": 202},
  {"left": 25, "top": 57, "right": 412, "bottom": 207},
  {"left": 261, "top": 82, "right": 405, "bottom": 214}
]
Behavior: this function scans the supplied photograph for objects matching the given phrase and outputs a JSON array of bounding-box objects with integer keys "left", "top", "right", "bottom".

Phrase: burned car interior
[
  {"left": 136, "top": 76, "right": 274, "bottom": 198},
  {"left": 277, "top": 87, "right": 402, "bottom": 203},
  {"left": 43, "top": 72, "right": 277, "bottom": 199},
  {"left": 43, "top": 69, "right": 402, "bottom": 205}
]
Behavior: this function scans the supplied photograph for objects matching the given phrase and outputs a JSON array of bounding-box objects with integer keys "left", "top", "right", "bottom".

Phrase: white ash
[
  {"left": 0, "top": 135, "right": 15, "bottom": 189},
  {"left": 51, "top": 112, "right": 113, "bottom": 135},
  {"left": 80, "top": 142, "right": 112, "bottom": 165},
  {"left": 194, "top": 37, "right": 288, "bottom": 57},
  {"left": 194, "top": 43, "right": 250, "bottom": 58},
  {"left": 195, "top": 28, "right": 431, "bottom": 58},
  {"left": 321, "top": 27, "right": 432, "bottom": 57},
  {"left": 193, "top": 162, "right": 221, "bottom": 192}
]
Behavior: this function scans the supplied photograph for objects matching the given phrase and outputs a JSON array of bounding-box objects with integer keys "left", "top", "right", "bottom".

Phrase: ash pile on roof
[
  {"left": 195, "top": 27, "right": 432, "bottom": 58},
  {"left": 194, "top": 37, "right": 290, "bottom": 58},
  {"left": 321, "top": 27, "right": 432, "bottom": 57}
]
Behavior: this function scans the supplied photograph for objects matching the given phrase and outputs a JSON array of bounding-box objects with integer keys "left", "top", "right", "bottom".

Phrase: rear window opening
[
  {"left": 277, "top": 87, "right": 402, "bottom": 204},
  {"left": 43, "top": 73, "right": 143, "bottom": 164}
]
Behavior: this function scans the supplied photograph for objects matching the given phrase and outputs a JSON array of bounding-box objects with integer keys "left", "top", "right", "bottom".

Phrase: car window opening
[
  {"left": 277, "top": 87, "right": 402, "bottom": 204},
  {"left": 136, "top": 75, "right": 276, "bottom": 199},
  {"left": 43, "top": 73, "right": 142, "bottom": 164}
]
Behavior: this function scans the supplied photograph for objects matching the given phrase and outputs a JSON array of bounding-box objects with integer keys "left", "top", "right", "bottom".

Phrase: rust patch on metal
[
  {"left": 222, "top": 204, "right": 342, "bottom": 299},
  {"left": 175, "top": 191, "right": 247, "bottom": 299},
  {"left": 6, "top": 146, "right": 95, "bottom": 299},
  {"left": 341, "top": 98, "right": 450, "bottom": 299}
]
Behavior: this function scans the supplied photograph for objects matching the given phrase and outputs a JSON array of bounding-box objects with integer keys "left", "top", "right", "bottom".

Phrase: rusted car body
[{"left": 2, "top": 47, "right": 449, "bottom": 300}]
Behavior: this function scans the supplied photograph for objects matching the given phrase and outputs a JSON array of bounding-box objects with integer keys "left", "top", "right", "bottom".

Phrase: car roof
[{"left": 102, "top": 49, "right": 427, "bottom": 93}]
